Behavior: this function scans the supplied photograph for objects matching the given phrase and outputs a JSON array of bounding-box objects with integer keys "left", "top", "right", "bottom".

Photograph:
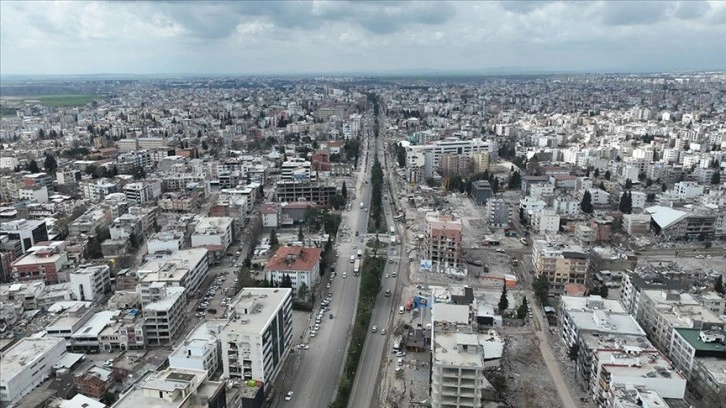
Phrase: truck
[
  {"left": 360, "top": 202, "right": 364, "bottom": 209},
  {"left": 357, "top": 250, "right": 363, "bottom": 258},
  {"left": 353, "top": 259, "right": 360, "bottom": 275}
]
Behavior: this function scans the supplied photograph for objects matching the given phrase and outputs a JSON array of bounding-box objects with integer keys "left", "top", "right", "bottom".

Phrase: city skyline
[{"left": 1, "top": 0, "right": 725, "bottom": 76}]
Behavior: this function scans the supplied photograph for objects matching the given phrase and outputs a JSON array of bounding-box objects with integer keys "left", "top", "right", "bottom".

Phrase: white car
[{"left": 285, "top": 391, "right": 294, "bottom": 401}]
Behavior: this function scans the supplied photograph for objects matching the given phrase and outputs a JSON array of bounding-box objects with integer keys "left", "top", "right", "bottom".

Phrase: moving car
[
  {"left": 371, "top": 325, "right": 378, "bottom": 333},
  {"left": 385, "top": 289, "right": 391, "bottom": 297},
  {"left": 285, "top": 391, "right": 294, "bottom": 401}
]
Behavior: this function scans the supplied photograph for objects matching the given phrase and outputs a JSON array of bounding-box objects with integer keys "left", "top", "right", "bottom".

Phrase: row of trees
[
  {"left": 368, "top": 159, "right": 386, "bottom": 231},
  {"left": 330, "top": 256, "right": 385, "bottom": 408}
]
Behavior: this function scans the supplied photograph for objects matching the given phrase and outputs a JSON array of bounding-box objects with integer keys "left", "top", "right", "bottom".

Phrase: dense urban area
[{"left": 0, "top": 73, "right": 725, "bottom": 408}]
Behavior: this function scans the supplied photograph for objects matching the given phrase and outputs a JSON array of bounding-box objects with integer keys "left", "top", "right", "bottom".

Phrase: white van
[{"left": 399, "top": 306, "right": 404, "bottom": 314}]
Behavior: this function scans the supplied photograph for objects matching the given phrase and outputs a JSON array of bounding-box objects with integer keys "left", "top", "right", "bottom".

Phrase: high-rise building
[
  {"left": 221, "top": 288, "right": 293, "bottom": 386},
  {"left": 425, "top": 213, "right": 463, "bottom": 269}
]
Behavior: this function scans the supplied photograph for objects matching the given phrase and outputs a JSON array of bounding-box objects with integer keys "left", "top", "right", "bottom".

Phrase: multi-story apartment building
[
  {"left": 69, "top": 264, "right": 111, "bottom": 302},
  {"left": 673, "top": 181, "right": 704, "bottom": 200},
  {"left": 637, "top": 290, "right": 725, "bottom": 353},
  {"left": 532, "top": 238, "right": 589, "bottom": 291},
  {"left": 620, "top": 272, "right": 682, "bottom": 317},
  {"left": 486, "top": 198, "right": 511, "bottom": 228},
  {"left": 274, "top": 180, "right": 337, "bottom": 207},
  {"left": 11, "top": 244, "right": 69, "bottom": 283},
  {"left": 668, "top": 328, "right": 726, "bottom": 379},
  {"left": 0, "top": 218, "right": 49, "bottom": 254},
  {"left": 81, "top": 179, "right": 119, "bottom": 202},
  {"left": 74, "top": 366, "right": 114, "bottom": 399},
  {"left": 137, "top": 248, "right": 209, "bottom": 305},
  {"left": 531, "top": 210, "right": 560, "bottom": 234},
  {"left": 280, "top": 158, "right": 312, "bottom": 181},
  {"left": 168, "top": 321, "right": 221, "bottom": 377},
  {"left": 439, "top": 154, "right": 473, "bottom": 177},
  {"left": 470, "top": 180, "right": 493, "bottom": 205},
  {"left": 221, "top": 288, "right": 293, "bottom": 386},
  {"left": 21, "top": 173, "right": 54, "bottom": 191},
  {"left": 591, "top": 348, "right": 685, "bottom": 407},
  {"left": 264, "top": 246, "right": 322, "bottom": 293},
  {"left": 146, "top": 231, "right": 185, "bottom": 254},
  {"left": 430, "top": 295, "right": 504, "bottom": 408},
  {"left": 113, "top": 367, "right": 226, "bottom": 408},
  {"left": 97, "top": 310, "right": 145, "bottom": 352},
  {"left": 191, "top": 217, "right": 234, "bottom": 253},
  {"left": 425, "top": 213, "right": 463, "bottom": 269},
  {"left": 0, "top": 337, "right": 66, "bottom": 404},
  {"left": 142, "top": 286, "right": 186, "bottom": 346},
  {"left": 408, "top": 138, "right": 496, "bottom": 167}
]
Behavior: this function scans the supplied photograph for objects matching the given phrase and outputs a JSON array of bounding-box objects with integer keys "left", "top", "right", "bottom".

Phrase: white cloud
[{"left": 0, "top": 0, "right": 724, "bottom": 75}]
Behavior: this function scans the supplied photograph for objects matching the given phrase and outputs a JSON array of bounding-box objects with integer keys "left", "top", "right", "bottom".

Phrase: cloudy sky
[{"left": 1, "top": 0, "right": 725, "bottom": 76}]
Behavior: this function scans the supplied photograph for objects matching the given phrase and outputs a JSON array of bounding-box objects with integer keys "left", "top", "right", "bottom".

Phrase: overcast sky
[{"left": 1, "top": 0, "right": 725, "bottom": 76}]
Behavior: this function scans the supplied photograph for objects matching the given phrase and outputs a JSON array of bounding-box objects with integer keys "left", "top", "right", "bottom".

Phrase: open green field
[{"left": 31, "top": 94, "right": 100, "bottom": 107}]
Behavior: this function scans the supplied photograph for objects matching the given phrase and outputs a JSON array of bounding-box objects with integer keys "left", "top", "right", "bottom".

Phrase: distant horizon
[{"left": 2, "top": 66, "right": 725, "bottom": 82}]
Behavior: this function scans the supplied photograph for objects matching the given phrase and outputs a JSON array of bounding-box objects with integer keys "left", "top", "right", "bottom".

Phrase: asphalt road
[
  {"left": 276, "top": 137, "right": 375, "bottom": 408},
  {"left": 348, "top": 133, "right": 408, "bottom": 408}
]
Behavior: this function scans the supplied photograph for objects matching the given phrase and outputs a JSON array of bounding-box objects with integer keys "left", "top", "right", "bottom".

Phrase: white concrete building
[
  {"left": 137, "top": 248, "right": 209, "bottom": 304},
  {"left": 191, "top": 217, "right": 234, "bottom": 253},
  {"left": 69, "top": 264, "right": 111, "bottom": 302},
  {"left": 19, "top": 186, "right": 49, "bottom": 203},
  {"left": 673, "top": 181, "right": 704, "bottom": 200},
  {"left": 221, "top": 288, "right": 293, "bottom": 385},
  {"left": 0, "top": 337, "right": 66, "bottom": 404},
  {"left": 532, "top": 210, "right": 561, "bottom": 234},
  {"left": 143, "top": 286, "right": 186, "bottom": 345},
  {"left": 168, "top": 321, "right": 221, "bottom": 377},
  {"left": 146, "top": 231, "right": 185, "bottom": 254},
  {"left": 263, "top": 246, "right": 322, "bottom": 293}
]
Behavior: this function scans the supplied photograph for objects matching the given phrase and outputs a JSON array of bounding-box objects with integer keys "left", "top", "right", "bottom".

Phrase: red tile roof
[{"left": 264, "top": 246, "right": 322, "bottom": 272}]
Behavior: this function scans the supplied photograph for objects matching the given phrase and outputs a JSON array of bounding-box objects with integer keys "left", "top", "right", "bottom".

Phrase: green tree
[
  {"left": 26, "top": 159, "right": 40, "bottom": 173},
  {"left": 711, "top": 170, "right": 721, "bottom": 185},
  {"left": 297, "top": 282, "right": 310, "bottom": 300},
  {"left": 599, "top": 181, "right": 606, "bottom": 190},
  {"left": 661, "top": 183, "right": 668, "bottom": 192},
  {"left": 604, "top": 170, "right": 611, "bottom": 181},
  {"left": 593, "top": 168, "right": 600, "bottom": 178},
  {"left": 43, "top": 154, "right": 57, "bottom": 174},
  {"left": 646, "top": 178, "right": 653, "bottom": 187},
  {"left": 599, "top": 285, "right": 609, "bottom": 298},
  {"left": 298, "top": 226, "right": 304, "bottom": 241},
  {"left": 341, "top": 181, "right": 348, "bottom": 199},
  {"left": 714, "top": 275, "right": 725, "bottom": 295},
  {"left": 625, "top": 178, "right": 632, "bottom": 190},
  {"left": 330, "top": 194, "right": 346, "bottom": 209},
  {"left": 498, "top": 284, "right": 509, "bottom": 313},
  {"left": 516, "top": 296, "right": 529, "bottom": 319},
  {"left": 625, "top": 191, "right": 633, "bottom": 214},
  {"left": 532, "top": 274, "right": 550, "bottom": 305},
  {"left": 580, "top": 190, "right": 594, "bottom": 213},
  {"left": 568, "top": 343, "right": 580, "bottom": 361},
  {"left": 507, "top": 171, "right": 522, "bottom": 190},
  {"left": 269, "top": 229, "right": 279, "bottom": 247}
]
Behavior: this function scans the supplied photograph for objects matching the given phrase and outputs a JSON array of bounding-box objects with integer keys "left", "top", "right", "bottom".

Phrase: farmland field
[{"left": 32, "top": 94, "right": 101, "bottom": 107}]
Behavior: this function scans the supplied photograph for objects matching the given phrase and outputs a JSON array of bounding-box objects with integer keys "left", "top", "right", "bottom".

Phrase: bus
[
  {"left": 389, "top": 226, "right": 395, "bottom": 235},
  {"left": 353, "top": 259, "right": 360, "bottom": 275}
]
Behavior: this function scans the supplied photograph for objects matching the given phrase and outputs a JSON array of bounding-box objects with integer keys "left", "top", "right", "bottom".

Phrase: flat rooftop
[
  {"left": 568, "top": 310, "right": 645, "bottom": 336},
  {"left": 226, "top": 288, "right": 292, "bottom": 335},
  {"left": 114, "top": 368, "right": 208, "bottom": 408},
  {"left": 12, "top": 250, "right": 65, "bottom": 266},
  {"left": 598, "top": 349, "right": 685, "bottom": 382},
  {"left": 561, "top": 295, "right": 626, "bottom": 313},
  {"left": 138, "top": 248, "right": 208, "bottom": 283},
  {"left": 144, "top": 287, "right": 185, "bottom": 311},
  {"left": 433, "top": 330, "right": 504, "bottom": 368},
  {"left": 0, "top": 337, "right": 65, "bottom": 378},
  {"left": 674, "top": 328, "right": 726, "bottom": 353},
  {"left": 71, "top": 310, "right": 118, "bottom": 339}
]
